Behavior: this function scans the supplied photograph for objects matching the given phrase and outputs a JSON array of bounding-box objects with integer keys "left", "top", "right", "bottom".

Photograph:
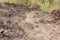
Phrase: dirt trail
[{"left": 0, "top": 2, "right": 60, "bottom": 40}]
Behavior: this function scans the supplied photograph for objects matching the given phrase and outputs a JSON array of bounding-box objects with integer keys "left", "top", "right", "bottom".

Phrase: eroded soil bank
[{"left": 0, "top": 2, "right": 60, "bottom": 40}]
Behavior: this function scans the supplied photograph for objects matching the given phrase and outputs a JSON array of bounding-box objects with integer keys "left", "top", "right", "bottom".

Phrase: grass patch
[{"left": 0, "top": 0, "right": 60, "bottom": 13}]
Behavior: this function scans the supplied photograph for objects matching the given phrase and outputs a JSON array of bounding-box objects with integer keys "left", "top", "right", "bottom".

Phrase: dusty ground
[{"left": 0, "top": 2, "right": 60, "bottom": 40}]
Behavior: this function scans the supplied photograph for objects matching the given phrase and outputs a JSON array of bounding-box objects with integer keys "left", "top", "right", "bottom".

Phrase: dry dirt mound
[{"left": 0, "top": 2, "right": 60, "bottom": 40}]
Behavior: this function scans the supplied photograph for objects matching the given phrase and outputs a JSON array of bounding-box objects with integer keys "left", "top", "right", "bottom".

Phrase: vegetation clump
[{"left": 0, "top": 0, "right": 60, "bottom": 13}]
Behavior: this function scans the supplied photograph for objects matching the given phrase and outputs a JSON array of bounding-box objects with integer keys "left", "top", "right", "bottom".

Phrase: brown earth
[{"left": 0, "top": 2, "right": 60, "bottom": 40}]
